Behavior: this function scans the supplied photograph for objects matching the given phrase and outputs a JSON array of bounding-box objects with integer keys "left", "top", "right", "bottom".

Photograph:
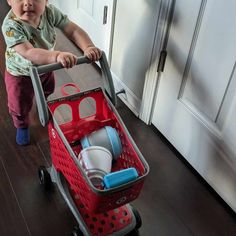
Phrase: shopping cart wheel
[
  {"left": 38, "top": 166, "right": 52, "bottom": 190},
  {"left": 131, "top": 206, "right": 142, "bottom": 230},
  {"left": 71, "top": 226, "right": 84, "bottom": 236}
]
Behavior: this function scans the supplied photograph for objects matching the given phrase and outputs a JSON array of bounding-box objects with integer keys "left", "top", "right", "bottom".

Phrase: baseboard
[{"left": 111, "top": 72, "right": 141, "bottom": 117}]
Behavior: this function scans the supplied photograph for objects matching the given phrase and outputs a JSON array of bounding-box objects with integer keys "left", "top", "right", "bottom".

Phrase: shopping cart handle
[
  {"left": 37, "top": 56, "right": 91, "bottom": 74},
  {"left": 29, "top": 51, "right": 116, "bottom": 127}
]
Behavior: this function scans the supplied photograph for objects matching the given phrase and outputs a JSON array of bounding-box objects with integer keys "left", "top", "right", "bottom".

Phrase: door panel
[
  {"left": 49, "top": 0, "right": 115, "bottom": 59},
  {"left": 73, "top": 0, "right": 115, "bottom": 58},
  {"left": 152, "top": 0, "right": 236, "bottom": 211},
  {"left": 79, "top": 0, "right": 94, "bottom": 16},
  {"left": 182, "top": 1, "right": 236, "bottom": 122}
]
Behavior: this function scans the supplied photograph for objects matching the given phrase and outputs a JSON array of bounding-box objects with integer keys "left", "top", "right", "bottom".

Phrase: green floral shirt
[{"left": 2, "top": 4, "right": 70, "bottom": 76}]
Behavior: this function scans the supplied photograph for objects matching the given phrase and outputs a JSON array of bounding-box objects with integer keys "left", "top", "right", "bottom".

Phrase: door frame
[
  {"left": 107, "top": 0, "right": 117, "bottom": 63},
  {"left": 139, "top": 0, "right": 174, "bottom": 124}
]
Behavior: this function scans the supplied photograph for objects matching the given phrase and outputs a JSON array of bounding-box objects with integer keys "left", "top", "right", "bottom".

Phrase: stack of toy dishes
[{"left": 79, "top": 126, "right": 138, "bottom": 189}]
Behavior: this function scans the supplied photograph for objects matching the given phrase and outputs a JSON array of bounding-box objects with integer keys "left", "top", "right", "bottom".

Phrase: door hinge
[
  {"left": 103, "top": 6, "right": 108, "bottom": 25},
  {"left": 157, "top": 50, "right": 167, "bottom": 72}
]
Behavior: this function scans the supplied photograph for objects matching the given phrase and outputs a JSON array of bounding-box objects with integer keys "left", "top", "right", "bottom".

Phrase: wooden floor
[{"left": 0, "top": 2, "right": 235, "bottom": 236}]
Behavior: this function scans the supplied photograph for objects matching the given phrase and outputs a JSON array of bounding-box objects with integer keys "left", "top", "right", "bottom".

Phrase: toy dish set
[{"left": 30, "top": 52, "right": 149, "bottom": 236}]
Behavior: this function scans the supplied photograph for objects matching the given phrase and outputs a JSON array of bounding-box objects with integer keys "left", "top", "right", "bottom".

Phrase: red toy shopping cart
[{"left": 30, "top": 52, "right": 149, "bottom": 236}]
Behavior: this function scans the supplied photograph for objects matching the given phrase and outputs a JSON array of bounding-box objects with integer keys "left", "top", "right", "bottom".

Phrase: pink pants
[{"left": 4, "top": 70, "right": 55, "bottom": 128}]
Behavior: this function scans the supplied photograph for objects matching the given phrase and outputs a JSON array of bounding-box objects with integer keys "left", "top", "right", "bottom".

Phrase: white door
[
  {"left": 71, "top": 0, "right": 116, "bottom": 60},
  {"left": 152, "top": 0, "right": 236, "bottom": 211}
]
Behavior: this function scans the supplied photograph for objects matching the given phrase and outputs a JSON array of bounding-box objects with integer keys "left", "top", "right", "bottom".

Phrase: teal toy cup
[{"left": 81, "top": 126, "right": 122, "bottom": 160}]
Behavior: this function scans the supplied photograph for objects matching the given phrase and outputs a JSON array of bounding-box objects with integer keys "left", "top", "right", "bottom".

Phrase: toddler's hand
[
  {"left": 84, "top": 46, "right": 102, "bottom": 61},
  {"left": 56, "top": 52, "right": 77, "bottom": 68}
]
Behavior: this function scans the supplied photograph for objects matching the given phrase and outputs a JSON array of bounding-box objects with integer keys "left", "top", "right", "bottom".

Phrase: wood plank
[
  {"left": 0, "top": 0, "right": 9, "bottom": 75},
  {"left": 0, "top": 36, "right": 6, "bottom": 75},
  {"left": 0, "top": 157, "right": 30, "bottom": 236}
]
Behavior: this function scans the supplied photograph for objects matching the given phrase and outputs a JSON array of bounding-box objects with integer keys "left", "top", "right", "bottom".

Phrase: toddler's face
[{"left": 7, "top": 0, "right": 48, "bottom": 24}]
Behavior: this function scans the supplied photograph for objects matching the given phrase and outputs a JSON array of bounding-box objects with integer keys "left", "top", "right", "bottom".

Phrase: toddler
[{"left": 2, "top": 0, "right": 102, "bottom": 145}]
